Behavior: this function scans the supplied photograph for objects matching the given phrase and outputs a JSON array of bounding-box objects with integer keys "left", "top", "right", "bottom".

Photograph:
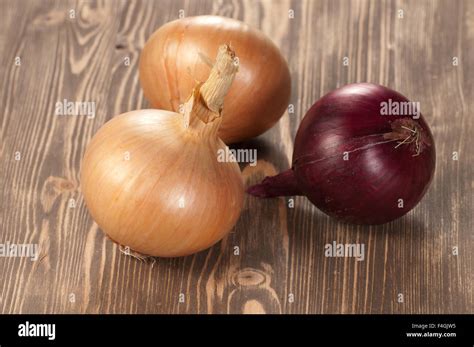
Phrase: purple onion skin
[{"left": 248, "top": 83, "right": 436, "bottom": 225}]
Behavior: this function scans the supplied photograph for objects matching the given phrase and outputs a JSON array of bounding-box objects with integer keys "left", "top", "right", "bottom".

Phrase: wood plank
[{"left": 0, "top": 0, "right": 472, "bottom": 314}]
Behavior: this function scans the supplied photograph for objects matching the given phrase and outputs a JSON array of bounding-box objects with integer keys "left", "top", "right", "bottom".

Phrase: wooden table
[{"left": 0, "top": 0, "right": 472, "bottom": 314}]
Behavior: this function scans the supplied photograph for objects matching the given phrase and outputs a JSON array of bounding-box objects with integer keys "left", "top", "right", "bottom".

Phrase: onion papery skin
[
  {"left": 248, "top": 83, "right": 436, "bottom": 225},
  {"left": 139, "top": 15, "right": 291, "bottom": 144},
  {"left": 81, "top": 110, "right": 244, "bottom": 257}
]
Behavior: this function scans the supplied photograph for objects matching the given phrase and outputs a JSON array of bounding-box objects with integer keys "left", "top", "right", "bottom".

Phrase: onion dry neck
[{"left": 183, "top": 44, "right": 239, "bottom": 134}]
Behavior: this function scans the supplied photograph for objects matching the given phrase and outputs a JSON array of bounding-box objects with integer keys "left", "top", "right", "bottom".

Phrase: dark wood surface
[{"left": 0, "top": 0, "right": 472, "bottom": 314}]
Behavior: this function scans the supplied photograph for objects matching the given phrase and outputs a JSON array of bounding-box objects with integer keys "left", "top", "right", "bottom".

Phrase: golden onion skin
[
  {"left": 139, "top": 15, "right": 291, "bottom": 144},
  {"left": 81, "top": 109, "right": 244, "bottom": 257}
]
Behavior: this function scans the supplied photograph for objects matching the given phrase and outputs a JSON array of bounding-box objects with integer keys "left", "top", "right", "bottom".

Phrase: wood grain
[{"left": 0, "top": 0, "right": 472, "bottom": 314}]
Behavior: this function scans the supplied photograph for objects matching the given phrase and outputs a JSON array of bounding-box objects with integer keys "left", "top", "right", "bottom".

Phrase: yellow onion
[
  {"left": 81, "top": 45, "right": 243, "bottom": 257},
  {"left": 139, "top": 15, "right": 291, "bottom": 143}
]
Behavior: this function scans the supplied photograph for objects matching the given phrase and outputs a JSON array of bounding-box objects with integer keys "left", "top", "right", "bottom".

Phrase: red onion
[{"left": 248, "top": 83, "right": 436, "bottom": 225}]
